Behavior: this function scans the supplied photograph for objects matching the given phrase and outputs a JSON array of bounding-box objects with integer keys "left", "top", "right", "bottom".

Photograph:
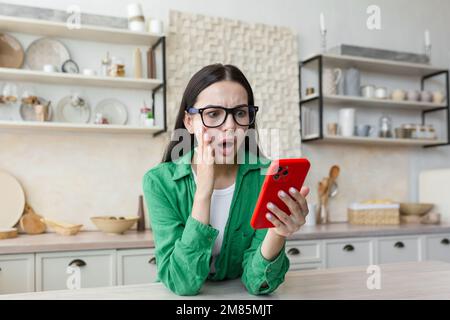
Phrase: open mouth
[{"left": 217, "top": 138, "right": 236, "bottom": 156}]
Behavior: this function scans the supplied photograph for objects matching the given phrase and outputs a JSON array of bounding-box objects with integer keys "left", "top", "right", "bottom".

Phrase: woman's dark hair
[{"left": 162, "top": 63, "right": 264, "bottom": 162}]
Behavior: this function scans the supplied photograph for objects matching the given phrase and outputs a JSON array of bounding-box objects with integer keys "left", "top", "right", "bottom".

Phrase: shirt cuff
[
  {"left": 252, "top": 243, "right": 288, "bottom": 285},
  {"left": 181, "top": 215, "right": 219, "bottom": 250}
]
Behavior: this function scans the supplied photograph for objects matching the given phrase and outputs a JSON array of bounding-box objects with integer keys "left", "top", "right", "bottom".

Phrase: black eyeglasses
[{"left": 187, "top": 105, "right": 259, "bottom": 128}]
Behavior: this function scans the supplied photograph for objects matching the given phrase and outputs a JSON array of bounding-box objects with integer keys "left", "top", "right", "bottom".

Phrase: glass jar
[
  {"left": 379, "top": 114, "right": 393, "bottom": 138},
  {"left": 108, "top": 56, "right": 125, "bottom": 77}
]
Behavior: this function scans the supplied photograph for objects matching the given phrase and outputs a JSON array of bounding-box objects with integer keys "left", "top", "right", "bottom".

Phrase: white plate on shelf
[
  {"left": 56, "top": 96, "right": 91, "bottom": 124},
  {"left": 24, "top": 37, "right": 70, "bottom": 71},
  {"left": 94, "top": 98, "right": 128, "bottom": 125},
  {"left": 19, "top": 97, "right": 53, "bottom": 122},
  {"left": 0, "top": 170, "right": 25, "bottom": 229}
]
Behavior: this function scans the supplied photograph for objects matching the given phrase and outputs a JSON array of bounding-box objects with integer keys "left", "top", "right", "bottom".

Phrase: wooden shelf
[
  {"left": 301, "top": 94, "right": 447, "bottom": 111},
  {"left": 0, "top": 120, "right": 163, "bottom": 134},
  {"left": 0, "top": 14, "right": 163, "bottom": 46},
  {"left": 303, "top": 53, "right": 447, "bottom": 76},
  {"left": 0, "top": 68, "right": 162, "bottom": 90},
  {"left": 303, "top": 134, "right": 446, "bottom": 146}
]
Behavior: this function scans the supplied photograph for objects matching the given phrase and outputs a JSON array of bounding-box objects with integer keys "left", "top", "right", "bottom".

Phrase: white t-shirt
[{"left": 191, "top": 166, "right": 235, "bottom": 274}]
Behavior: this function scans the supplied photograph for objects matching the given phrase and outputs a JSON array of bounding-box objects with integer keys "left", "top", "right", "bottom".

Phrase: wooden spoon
[{"left": 328, "top": 165, "right": 340, "bottom": 198}]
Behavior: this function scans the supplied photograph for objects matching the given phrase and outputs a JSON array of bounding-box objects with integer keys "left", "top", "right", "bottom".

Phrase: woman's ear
[{"left": 183, "top": 111, "right": 194, "bottom": 134}]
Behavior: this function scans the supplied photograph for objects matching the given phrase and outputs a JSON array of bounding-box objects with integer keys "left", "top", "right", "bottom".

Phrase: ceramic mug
[
  {"left": 406, "top": 90, "right": 420, "bottom": 102},
  {"left": 323, "top": 68, "right": 342, "bottom": 95},
  {"left": 354, "top": 124, "right": 373, "bottom": 137},
  {"left": 361, "top": 85, "right": 376, "bottom": 99},
  {"left": 43, "top": 64, "right": 57, "bottom": 73},
  {"left": 375, "top": 87, "right": 388, "bottom": 99},
  {"left": 420, "top": 91, "right": 433, "bottom": 102},
  {"left": 432, "top": 91, "right": 445, "bottom": 104},
  {"left": 391, "top": 89, "right": 406, "bottom": 101}
]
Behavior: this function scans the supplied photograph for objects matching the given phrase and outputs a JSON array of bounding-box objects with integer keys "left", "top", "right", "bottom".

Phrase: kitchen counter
[
  {"left": 2, "top": 261, "right": 450, "bottom": 299},
  {"left": 2, "top": 223, "right": 450, "bottom": 254}
]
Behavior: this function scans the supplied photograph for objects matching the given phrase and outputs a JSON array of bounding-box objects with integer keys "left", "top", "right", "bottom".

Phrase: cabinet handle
[
  {"left": 394, "top": 241, "right": 405, "bottom": 249},
  {"left": 441, "top": 238, "right": 450, "bottom": 245},
  {"left": 148, "top": 257, "right": 156, "bottom": 264},
  {"left": 68, "top": 259, "right": 86, "bottom": 267},
  {"left": 343, "top": 244, "right": 354, "bottom": 252},
  {"left": 287, "top": 248, "right": 301, "bottom": 256}
]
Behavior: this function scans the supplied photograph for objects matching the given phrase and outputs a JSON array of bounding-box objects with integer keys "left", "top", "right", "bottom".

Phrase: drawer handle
[
  {"left": 343, "top": 245, "right": 354, "bottom": 252},
  {"left": 148, "top": 257, "right": 156, "bottom": 264},
  {"left": 287, "top": 248, "right": 301, "bottom": 256},
  {"left": 394, "top": 241, "right": 405, "bottom": 249},
  {"left": 441, "top": 238, "right": 450, "bottom": 245},
  {"left": 68, "top": 259, "right": 87, "bottom": 267}
]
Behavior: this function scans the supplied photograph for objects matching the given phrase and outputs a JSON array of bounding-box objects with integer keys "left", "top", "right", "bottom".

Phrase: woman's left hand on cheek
[{"left": 265, "top": 186, "right": 310, "bottom": 238}]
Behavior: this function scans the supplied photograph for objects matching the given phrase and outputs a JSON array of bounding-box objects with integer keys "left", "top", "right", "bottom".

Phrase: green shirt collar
[{"left": 172, "top": 148, "right": 270, "bottom": 181}]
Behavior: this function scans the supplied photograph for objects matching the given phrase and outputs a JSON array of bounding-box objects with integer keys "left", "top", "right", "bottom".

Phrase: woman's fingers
[
  {"left": 277, "top": 190, "right": 302, "bottom": 221},
  {"left": 267, "top": 202, "right": 298, "bottom": 232},
  {"left": 288, "top": 187, "right": 309, "bottom": 217},
  {"left": 266, "top": 213, "right": 288, "bottom": 233}
]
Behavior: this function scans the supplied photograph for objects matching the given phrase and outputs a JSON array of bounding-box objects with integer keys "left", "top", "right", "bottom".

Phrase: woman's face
[{"left": 184, "top": 80, "right": 249, "bottom": 164}]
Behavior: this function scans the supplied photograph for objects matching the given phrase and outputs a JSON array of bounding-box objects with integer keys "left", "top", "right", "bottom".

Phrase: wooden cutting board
[
  {"left": 0, "top": 170, "right": 25, "bottom": 229},
  {"left": 0, "top": 228, "right": 18, "bottom": 240},
  {"left": 419, "top": 169, "right": 450, "bottom": 223}
]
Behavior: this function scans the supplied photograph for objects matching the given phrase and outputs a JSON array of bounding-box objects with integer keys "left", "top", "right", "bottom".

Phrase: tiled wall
[{"left": 166, "top": 10, "right": 301, "bottom": 158}]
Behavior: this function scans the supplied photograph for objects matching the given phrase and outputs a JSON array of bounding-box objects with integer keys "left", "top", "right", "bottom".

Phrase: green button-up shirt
[{"left": 142, "top": 149, "right": 289, "bottom": 296}]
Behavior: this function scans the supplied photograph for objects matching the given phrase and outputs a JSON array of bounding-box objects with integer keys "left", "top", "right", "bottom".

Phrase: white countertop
[
  {"left": 2, "top": 261, "right": 450, "bottom": 299},
  {"left": 1, "top": 223, "right": 450, "bottom": 254}
]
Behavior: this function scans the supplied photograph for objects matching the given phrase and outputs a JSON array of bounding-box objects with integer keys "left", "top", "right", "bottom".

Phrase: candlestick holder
[
  {"left": 425, "top": 44, "right": 432, "bottom": 62},
  {"left": 320, "top": 30, "right": 327, "bottom": 53}
]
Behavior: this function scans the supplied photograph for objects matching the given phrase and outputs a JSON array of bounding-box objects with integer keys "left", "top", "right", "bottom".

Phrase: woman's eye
[
  {"left": 206, "top": 111, "right": 219, "bottom": 118},
  {"left": 235, "top": 110, "right": 248, "bottom": 118}
]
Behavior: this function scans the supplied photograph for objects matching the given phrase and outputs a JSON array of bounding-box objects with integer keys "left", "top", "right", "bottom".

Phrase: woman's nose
[{"left": 222, "top": 113, "right": 237, "bottom": 130}]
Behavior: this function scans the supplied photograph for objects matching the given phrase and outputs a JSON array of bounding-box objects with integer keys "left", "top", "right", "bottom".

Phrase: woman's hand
[
  {"left": 265, "top": 186, "right": 310, "bottom": 238},
  {"left": 191, "top": 127, "right": 215, "bottom": 225},
  {"left": 194, "top": 127, "right": 215, "bottom": 198}
]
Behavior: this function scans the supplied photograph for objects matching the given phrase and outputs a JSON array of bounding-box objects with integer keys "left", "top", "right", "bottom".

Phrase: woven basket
[{"left": 348, "top": 203, "right": 400, "bottom": 225}]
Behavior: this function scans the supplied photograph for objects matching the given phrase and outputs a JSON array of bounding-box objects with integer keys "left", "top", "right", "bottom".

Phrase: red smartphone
[{"left": 250, "top": 158, "right": 311, "bottom": 229}]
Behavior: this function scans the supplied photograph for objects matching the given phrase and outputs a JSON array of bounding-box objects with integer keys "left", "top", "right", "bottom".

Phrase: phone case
[{"left": 250, "top": 158, "right": 311, "bottom": 229}]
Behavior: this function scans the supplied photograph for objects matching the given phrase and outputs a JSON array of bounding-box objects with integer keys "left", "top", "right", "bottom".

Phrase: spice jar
[{"left": 108, "top": 56, "right": 125, "bottom": 77}]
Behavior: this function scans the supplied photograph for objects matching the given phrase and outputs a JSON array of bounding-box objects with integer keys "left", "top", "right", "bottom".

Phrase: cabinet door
[
  {"left": 377, "top": 237, "right": 420, "bottom": 264},
  {"left": 285, "top": 240, "right": 322, "bottom": 264},
  {"left": 117, "top": 248, "right": 157, "bottom": 285},
  {"left": 0, "top": 254, "right": 35, "bottom": 294},
  {"left": 425, "top": 234, "right": 450, "bottom": 263},
  {"left": 325, "top": 239, "right": 373, "bottom": 268},
  {"left": 36, "top": 250, "right": 116, "bottom": 291}
]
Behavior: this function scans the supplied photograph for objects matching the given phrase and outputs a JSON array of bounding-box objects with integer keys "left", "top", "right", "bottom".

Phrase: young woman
[{"left": 142, "top": 64, "right": 310, "bottom": 296}]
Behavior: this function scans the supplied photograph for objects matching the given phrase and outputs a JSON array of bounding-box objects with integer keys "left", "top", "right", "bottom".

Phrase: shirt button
[
  {"left": 267, "top": 268, "right": 272, "bottom": 273},
  {"left": 208, "top": 237, "right": 213, "bottom": 241}
]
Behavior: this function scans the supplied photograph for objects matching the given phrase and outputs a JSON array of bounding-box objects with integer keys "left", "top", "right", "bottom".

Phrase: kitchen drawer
[
  {"left": 117, "top": 248, "right": 157, "bottom": 285},
  {"left": 289, "top": 263, "right": 322, "bottom": 272},
  {"left": 285, "top": 240, "right": 321, "bottom": 264},
  {"left": 0, "top": 254, "right": 35, "bottom": 294},
  {"left": 36, "top": 250, "right": 116, "bottom": 291},
  {"left": 425, "top": 234, "right": 450, "bottom": 263},
  {"left": 325, "top": 239, "right": 373, "bottom": 268},
  {"left": 377, "top": 236, "right": 420, "bottom": 264}
]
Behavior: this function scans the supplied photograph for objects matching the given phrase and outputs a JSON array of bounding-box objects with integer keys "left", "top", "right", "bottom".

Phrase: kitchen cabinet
[
  {"left": 117, "top": 248, "right": 158, "bottom": 285},
  {"left": 377, "top": 236, "right": 421, "bottom": 264},
  {"left": 325, "top": 239, "right": 374, "bottom": 268},
  {"left": 285, "top": 240, "right": 322, "bottom": 264},
  {"left": 425, "top": 233, "right": 450, "bottom": 263},
  {"left": 36, "top": 250, "right": 116, "bottom": 291},
  {"left": 0, "top": 254, "right": 34, "bottom": 294},
  {"left": 3, "top": 230, "right": 450, "bottom": 295}
]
